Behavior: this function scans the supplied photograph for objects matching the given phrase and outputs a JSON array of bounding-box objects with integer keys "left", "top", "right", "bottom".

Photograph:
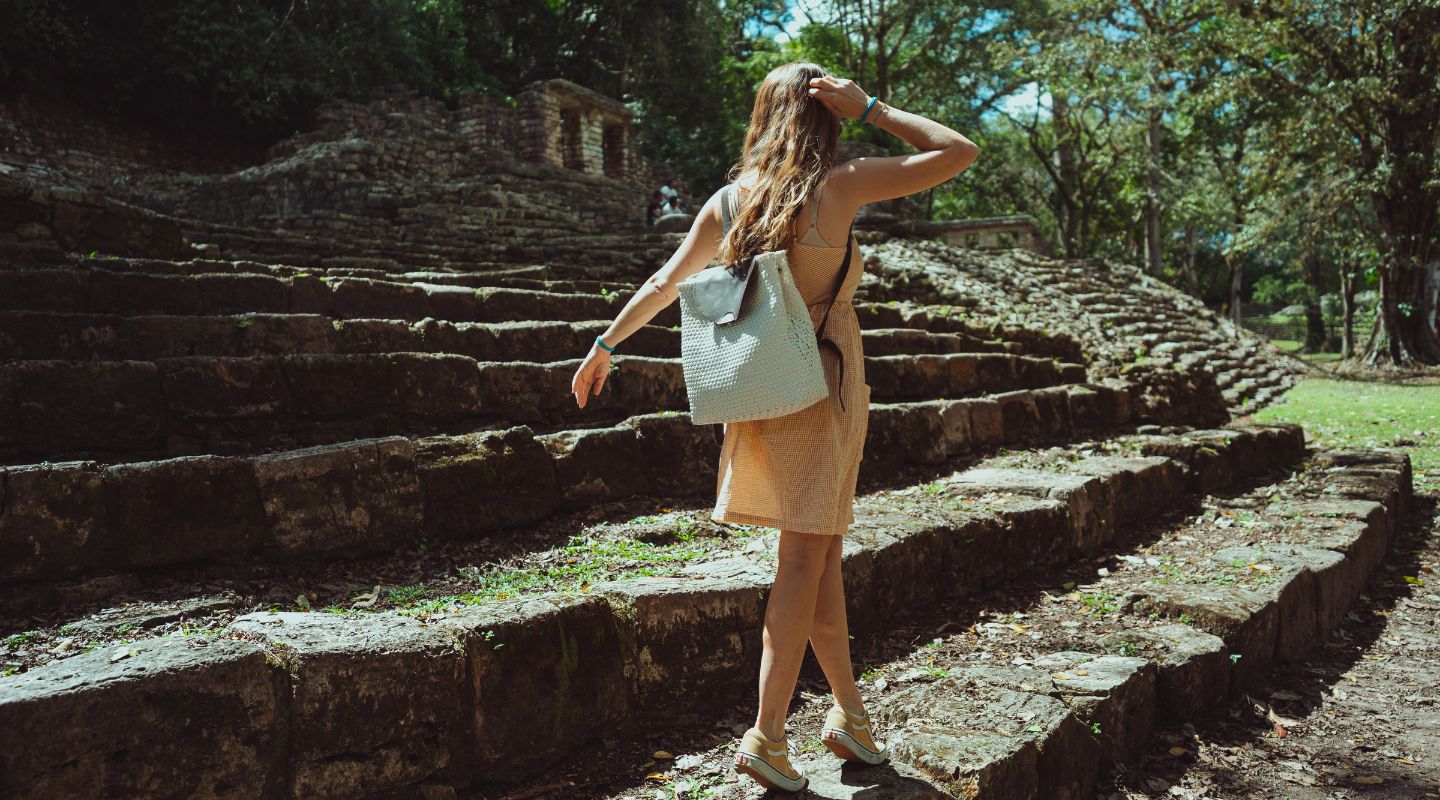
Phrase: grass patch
[
  {"left": 1253, "top": 377, "right": 1440, "bottom": 494},
  {"left": 392, "top": 532, "right": 713, "bottom": 618}
]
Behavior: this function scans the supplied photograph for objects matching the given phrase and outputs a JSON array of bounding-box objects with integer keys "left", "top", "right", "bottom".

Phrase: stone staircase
[
  {"left": 861, "top": 241, "right": 1307, "bottom": 414},
  {"left": 0, "top": 87, "right": 1350, "bottom": 800},
  {"left": 0, "top": 231, "right": 1347, "bottom": 800},
  {"left": 0, "top": 251, "right": 1120, "bottom": 616},
  {"left": 0, "top": 408, "right": 1415, "bottom": 798}
]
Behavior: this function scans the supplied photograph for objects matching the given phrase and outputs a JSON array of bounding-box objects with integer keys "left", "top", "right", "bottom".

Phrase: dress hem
[{"left": 710, "top": 508, "right": 852, "bottom": 536}]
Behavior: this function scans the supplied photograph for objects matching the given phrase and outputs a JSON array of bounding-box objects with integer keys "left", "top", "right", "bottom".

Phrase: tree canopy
[{"left": 1, "top": 0, "right": 1436, "bottom": 365}]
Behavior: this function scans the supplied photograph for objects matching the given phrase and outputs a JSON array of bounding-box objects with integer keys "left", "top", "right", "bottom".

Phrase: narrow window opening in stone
[
  {"left": 603, "top": 123, "right": 626, "bottom": 180},
  {"left": 561, "top": 107, "right": 584, "bottom": 170}
]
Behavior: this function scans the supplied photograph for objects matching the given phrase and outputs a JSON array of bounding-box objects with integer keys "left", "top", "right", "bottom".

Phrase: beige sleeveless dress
[{"left": 710, "top": 181, "right": 870, "bottom": 536}]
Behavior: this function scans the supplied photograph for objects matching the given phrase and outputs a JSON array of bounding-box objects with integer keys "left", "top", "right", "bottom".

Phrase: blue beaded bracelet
[
  {"left": 595, "top": 335, "right": 616, "bottom": 353},
  {"left": 859, "top": 96, "right": 879, "bottom": 124}
]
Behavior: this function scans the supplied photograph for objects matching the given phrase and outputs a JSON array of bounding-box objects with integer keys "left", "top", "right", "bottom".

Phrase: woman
[{"left": 570, "top": 62, "right": 978, "bottom": 792}]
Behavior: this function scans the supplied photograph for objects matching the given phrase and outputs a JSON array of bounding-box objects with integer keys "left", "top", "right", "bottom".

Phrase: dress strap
[{"left": 807, "top": 181, "right": 824, "bottom": 231}]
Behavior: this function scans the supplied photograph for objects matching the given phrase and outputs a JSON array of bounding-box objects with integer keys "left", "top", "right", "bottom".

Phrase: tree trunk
[
  {"left": 1054, "top": 94, "right": 1081, "bottom": 257},
  {"left": 1340, "top": 267, "right": 1356, "bottom": 359},
  {"left": 1360, "top": 3, "right": 1440, "bottom": 366},
  {"left": 1226, "top": 254, "right": 1243, "bottom": 326},
  {"left": 1145, "top": 108, "right": 1163, "bottom": 277},
  {"left": 1302, "top": 251, "right": 1326, "bottom": 353}
]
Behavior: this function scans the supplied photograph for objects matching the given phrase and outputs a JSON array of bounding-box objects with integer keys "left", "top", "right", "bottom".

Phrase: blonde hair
[{"left": 720, "top": 61, "right": 841, "bottom": 266}]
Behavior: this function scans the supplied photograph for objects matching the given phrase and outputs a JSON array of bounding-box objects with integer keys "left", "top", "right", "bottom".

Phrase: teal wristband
[
  {"left": 595, "top": 335, "right": 616, "bottom": 353},
  {"left": 859, "top": 96, "right": 879, "bottom": 123}
]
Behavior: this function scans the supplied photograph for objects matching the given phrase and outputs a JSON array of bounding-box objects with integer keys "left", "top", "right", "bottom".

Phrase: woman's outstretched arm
[{"left": 569, "top": 189, "right": 725, "bottom": 408}]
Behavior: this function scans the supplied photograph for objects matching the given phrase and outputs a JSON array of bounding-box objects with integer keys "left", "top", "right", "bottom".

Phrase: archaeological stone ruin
[{"left": 0, "top": 82, "right": 1415, "bottom": 800}]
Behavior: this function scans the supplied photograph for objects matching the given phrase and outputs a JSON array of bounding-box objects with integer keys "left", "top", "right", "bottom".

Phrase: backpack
[{"left": 676, "top": 181, "right": 855, "bottom": 425}]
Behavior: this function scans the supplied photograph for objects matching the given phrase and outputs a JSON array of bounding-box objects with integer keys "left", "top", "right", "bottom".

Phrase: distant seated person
[
  {"left": 658, "top": 178, "right": 687, "bottom": 214},
  {"left": 647, "top": 190, "right": 666, "bottom": 225}
]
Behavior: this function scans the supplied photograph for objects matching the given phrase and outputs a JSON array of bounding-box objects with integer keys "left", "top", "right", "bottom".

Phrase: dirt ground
[{"left": 1098, "top": 492, "right": 1440, "bottom": 800}]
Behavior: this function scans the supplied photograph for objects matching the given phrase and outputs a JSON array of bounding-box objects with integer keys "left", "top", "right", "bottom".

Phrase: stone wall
[{"left": 0, "top": 96, "right": 244, "bottom": 188}]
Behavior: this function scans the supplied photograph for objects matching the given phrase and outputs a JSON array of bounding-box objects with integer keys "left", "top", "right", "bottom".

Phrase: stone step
[
  {"left": 0, "top": 267, "right": 1080, "bottom": 357},
  {"left": 0, "top": 353, "right": 1087, "bottom": 463},
  {"left": 0, "top": 381, "right": 1131, "bottom": 610},
  {"left": 13, "top": 265, "right": 1093, "bottom": 364},
  {"left": 0, "top": 267, "right": 676, "bottom": 327},
  {"left": 3, "top": 424, "right": 1391, "bottom": 800},
  {"left": 0, "top": 312, "right": 1013, "bottom": 362}
]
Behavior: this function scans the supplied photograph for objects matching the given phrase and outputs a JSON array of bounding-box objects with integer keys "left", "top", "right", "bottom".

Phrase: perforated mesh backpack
[{"left": 677, "top": 182, "right": 853, "bottom": 425}]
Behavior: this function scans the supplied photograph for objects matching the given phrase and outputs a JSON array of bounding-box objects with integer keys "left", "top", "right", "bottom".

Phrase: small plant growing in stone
[{"left": 598, "top": 286, "right": 616, "bottom": 301}]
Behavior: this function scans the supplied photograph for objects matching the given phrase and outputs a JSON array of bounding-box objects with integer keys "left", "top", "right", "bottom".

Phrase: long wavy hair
[{"left": 719, "top": 61, "right": 842, "bottom": 267}]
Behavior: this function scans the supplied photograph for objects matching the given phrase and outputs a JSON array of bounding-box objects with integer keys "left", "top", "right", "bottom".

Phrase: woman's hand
[
  {"left": 808, "top": 75, "right": 871, "bottom": 120},
  {"left": 570, "top": 344, "right": 612, "bottom": 409}
]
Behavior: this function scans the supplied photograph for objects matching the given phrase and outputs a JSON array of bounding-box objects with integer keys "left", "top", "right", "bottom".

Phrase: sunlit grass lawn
[
  {"left": 1269, "top": 339, "right": 1344, "bottom": 363},
  {"left": 1252, "top": 378, "right": 1440, "bottom": 495}
]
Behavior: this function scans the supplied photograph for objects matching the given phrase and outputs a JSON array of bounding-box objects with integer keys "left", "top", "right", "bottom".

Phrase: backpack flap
[{"left": 683, "top": 260, "right": 755, "bottom": 325}]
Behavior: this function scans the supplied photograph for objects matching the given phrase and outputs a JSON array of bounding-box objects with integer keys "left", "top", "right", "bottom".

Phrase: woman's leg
[
  {"left": 807, "top": 533, "right": 866, "bottom": 714},
  {"left": 754, "top": 528, "right": 833, "bottom": 741}
]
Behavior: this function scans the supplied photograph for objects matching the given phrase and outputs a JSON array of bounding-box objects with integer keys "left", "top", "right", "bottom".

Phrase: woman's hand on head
[
  {"left": 570, "top": 345, "right": 611, "bottom": 409},
  {"left": 808, "top": 76, "right": 870, "bottom": 120}
]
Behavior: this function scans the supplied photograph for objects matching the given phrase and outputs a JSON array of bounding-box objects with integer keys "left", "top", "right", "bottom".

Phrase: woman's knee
[{"left": 777, "top": 529, "right": 834, "bottom": 572}]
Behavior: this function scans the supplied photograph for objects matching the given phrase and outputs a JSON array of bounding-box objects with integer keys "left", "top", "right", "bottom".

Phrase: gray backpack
[{"left": 676, "top": 182, "right": 854, "bottom": 425}]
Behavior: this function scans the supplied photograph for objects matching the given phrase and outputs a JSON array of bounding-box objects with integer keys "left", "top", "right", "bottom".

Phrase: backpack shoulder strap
[{"left": 720, "top": 183, "right": 736, "bottom": 238}]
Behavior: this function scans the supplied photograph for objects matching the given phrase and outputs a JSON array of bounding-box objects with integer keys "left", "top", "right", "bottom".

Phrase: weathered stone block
[
  {"left": 878, "top": 666, "right": 1098, "bottom": 800},
  {"left": 416, "top": 426, "right": 558, "bottom": 540},
  {"left": 0, "top": 637, "right": 290, "bottom": 800},
  {"left": 540, "top": 423, "right": 646, "bottom": 505},
  {"left": 331, "top": 318, "right": 421, "bottom": 354},
  {"left": 390, "top": 353, "right": 481, "bottom": 421},
  {"left": 1212, "top": 544, "right": 1346, "bottom": 662},
  {"left": 1097, "top": 624, "right": 1230, "bottom": 721},
  {"left": 157, "top": 357, "right": 290, "bottom": 419},
  {"left": 992, "top": 390, "right": 1041, "bottom": 442},
  {"left": 328, "top": 277, "right": 430, "bottom": 319},
  {"left": 436, "top": 594, "right": 628, "bottom": 781},
  {"left": 0, "top": 461, "right": 110, "bottom": 581},
  {"left": 194, "top": 274, "right": 290, "bottom": 313},
  {"left": 475, "top": 288, "right": 612, "bottom": 322},
  {"left": 106, "top": 455, "right": 266, "bottom": 568},
  {"left": 1132, "top": 583, "right": 1277, "bottom": 692},
  {"left": 592, "top": 576, "right": 765, "bottom": 721},
  {"left": 415, "top": 282, "right": 483, "bottom": 321},
  {"left": 228, "top": 612, "right": 468, "bottom": 799},
  {"left": 90, "top": 271, "right": 201, "bottom": 314},
  {"left": 626, "top": 413, "right": 719, "bottom": 496},
  {"left": 961, "top": 397, "right": 1005, "bottom": 445},
  {"left": 282, "top": 354, "right": 398, "bottom": 420},
  {"left": 128, "top": 314, "right": 240, "bottom": 358},
  {"left": 1030, "top": 384, "right": 1075, "bottom": 438},
  {"left": 1279, "top": 498, "right": 1389, "bottom": 590},
  {"left": 948, "top": 468, "right": 1111, "bottom": 552},
  {"left": 1066, "top": 455, "right": 1184, "bottom": 533},
  {"left": 1033, "top": 652, "right": 1155, "bottom": 769},
  {"left": 236, "top": 313, "right": 336, "bottom": 355},
  {"left": 0, "top": 360, "right": 163, "bottom": 455},
  {"left": 253, "top": 437, "right": 422, "bottom": 559},
  {"left": 0, "top": 269, "right": 87, "bottom": 312}
]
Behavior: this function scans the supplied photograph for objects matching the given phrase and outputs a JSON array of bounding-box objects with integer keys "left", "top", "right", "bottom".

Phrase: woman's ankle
[
  {"left": 831, "top": 693, "right": 867, "bottom": 718},
  {"left": 755, "top": 721, "right": 787, "bottom": 743}
]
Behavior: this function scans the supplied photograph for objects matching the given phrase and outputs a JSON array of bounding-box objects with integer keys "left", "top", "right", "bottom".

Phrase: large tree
[{"left": 1218, "top": 0, "right": 1440, "bottom": 365}]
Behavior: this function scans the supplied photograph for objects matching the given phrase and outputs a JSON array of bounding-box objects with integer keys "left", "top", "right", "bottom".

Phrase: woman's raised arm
[{"left": 807, "top": 75, "right": 979, "bottom": 207}]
